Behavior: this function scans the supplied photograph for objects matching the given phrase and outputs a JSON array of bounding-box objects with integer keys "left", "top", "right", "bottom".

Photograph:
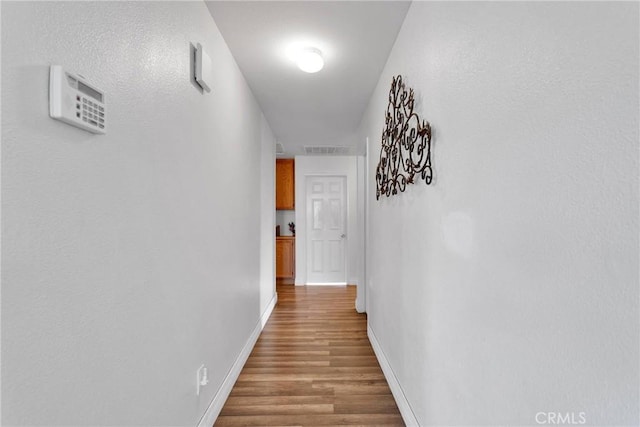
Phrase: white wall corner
[
  {"left": 352, "top": 281, "right": 366, "bottom": 313},
  {"left": 368, "top": 324, "right": 420, "bottom": 427},
  {"left": 197, "top": 292, "right": 278, "bottom": 427}
]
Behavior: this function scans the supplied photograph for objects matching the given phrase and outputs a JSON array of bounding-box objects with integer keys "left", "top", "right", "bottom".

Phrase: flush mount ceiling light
[{"left": 296, "top": 47, "right": 324, "bottom": 73}]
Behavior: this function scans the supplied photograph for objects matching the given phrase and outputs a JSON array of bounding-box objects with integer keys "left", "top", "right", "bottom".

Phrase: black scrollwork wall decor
[{"left": 376, "top": 75, "right": 433, "bottom": 200}]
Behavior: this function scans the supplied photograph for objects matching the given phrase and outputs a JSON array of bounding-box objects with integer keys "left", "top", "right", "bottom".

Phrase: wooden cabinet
[
  {"left": 275, "top": 159, "right": 295, "bottom": 278},
  {"left": 276, "top": 236, "right": 295, "bottom": 279},
  {"left": 276, "top": 159, "right": 295, "bottom": 210}
]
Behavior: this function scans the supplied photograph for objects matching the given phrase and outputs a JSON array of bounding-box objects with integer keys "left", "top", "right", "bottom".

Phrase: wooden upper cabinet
[{"left": 276, "top": 159, "right": 295, "bottom": 210}]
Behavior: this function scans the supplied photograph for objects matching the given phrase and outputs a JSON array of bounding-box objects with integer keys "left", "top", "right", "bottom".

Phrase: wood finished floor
[{"left": 214, "top": 284, "right": 404, "bottom": 426}]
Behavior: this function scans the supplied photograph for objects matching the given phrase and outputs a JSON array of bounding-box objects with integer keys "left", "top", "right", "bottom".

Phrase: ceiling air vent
[
  {"left": 275, "top": 142, "right": 285, "bottom": 154},
  {"left": 304, "top": 146, "right": 352, "bottom": 156}
]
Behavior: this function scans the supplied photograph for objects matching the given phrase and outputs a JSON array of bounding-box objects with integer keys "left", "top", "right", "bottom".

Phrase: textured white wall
[
  {"left": 359, "top": 2, "right": 639, "bottom": 425},
  {"left": 294, "top": 157, "right": 363, "bottom": 298},
  {"left": 2, "top": 2, "right": 273, "bottom": 425},
  {"left": 259, "top": 118, "right": 276, "bottom": 315}
]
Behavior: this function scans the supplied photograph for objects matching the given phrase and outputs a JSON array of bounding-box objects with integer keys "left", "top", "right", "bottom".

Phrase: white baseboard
[
  {"left": 367, "top": 325, "right": 420, "bottom": 427},
  {"left": 197, "top": 292, "right": 278, "bottom": 427}
]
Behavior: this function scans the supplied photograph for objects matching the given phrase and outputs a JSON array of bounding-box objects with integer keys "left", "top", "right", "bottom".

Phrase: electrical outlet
[{"left": 196, "top": 364, "right": 209, "bottom": 396}]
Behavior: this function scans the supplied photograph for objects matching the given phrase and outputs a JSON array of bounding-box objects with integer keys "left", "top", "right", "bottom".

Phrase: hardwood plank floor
[{"left": 214, "top": 284, "right": 404, "bottom": 426}]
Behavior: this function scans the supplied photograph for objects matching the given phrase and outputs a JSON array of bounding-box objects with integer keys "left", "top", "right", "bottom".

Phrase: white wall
[
  {"left": 294, "top": 156, "right": 364, "bottom": 308},
  {"left": 356, "top": 155, "right": 366, "bottom": 312},
  {"left": 1, "top": 2, "right": 274, "bottom": 425},
  {"left": 359, "top": 2, "right": 639, "bottom": 426},
  {"left": 259, "top": 119, "right": 277, "bottom": 317}
]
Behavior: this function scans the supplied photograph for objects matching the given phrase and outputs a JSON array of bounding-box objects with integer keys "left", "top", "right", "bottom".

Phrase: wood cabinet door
[
  {"left": 276, "top": 159, "right": 295, "bottom": 210},
  {"left": 276, "top": 238, "right": 295, "bottom": 279}
]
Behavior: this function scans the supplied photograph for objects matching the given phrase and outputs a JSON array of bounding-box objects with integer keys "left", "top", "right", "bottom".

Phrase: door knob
[{"left": 341, "top": 234, "right": 346, "bottom": 238}]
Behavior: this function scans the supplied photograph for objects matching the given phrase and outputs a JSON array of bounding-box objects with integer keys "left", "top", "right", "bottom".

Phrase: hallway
[
  {"left": 2, "top": 2, "right": 637, "bottom": 426},
  {"left": 214, "top": 284, "right": 404, "bottom": 426}
]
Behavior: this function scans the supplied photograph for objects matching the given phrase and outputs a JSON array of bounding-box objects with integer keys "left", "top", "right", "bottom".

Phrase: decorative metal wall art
[{"left": 376, "top": 75, "right": 433, "bottom": 200}]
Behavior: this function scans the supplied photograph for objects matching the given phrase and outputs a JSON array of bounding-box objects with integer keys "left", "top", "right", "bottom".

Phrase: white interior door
[{"left": 306, "top": 176, "right": 347, "bottom": 284}]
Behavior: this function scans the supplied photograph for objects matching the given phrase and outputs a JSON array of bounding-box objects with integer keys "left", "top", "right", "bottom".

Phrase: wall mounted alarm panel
[{"left": 49, "top": 65, "right": 106, "bottom": 134}]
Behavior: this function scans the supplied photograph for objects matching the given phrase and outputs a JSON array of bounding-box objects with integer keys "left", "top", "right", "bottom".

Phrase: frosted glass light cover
[{"left": 296, "top": 47, "right": 324, "bottom": 73}]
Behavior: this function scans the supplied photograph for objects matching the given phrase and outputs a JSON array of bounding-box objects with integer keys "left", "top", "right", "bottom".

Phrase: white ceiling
[{"left": 205, "top": 1, "right": 410, "bottom": 156}]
